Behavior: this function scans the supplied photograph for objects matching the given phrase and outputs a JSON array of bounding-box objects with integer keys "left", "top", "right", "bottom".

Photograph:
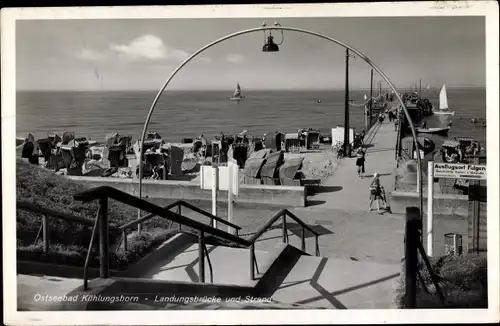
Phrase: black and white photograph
[{"left": 2, "top": 2, "right": 499, "bottom": 325}]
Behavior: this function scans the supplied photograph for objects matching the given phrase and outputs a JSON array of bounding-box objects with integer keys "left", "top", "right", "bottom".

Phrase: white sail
[
  {"left": 439, "top": 84, "right": 448, "bottom": 110},
  {"left": 233, "top": 83, "right": 242, "bottom": 97}
]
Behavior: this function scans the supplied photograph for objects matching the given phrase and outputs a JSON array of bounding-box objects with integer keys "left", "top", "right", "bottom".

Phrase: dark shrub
[{"left": 395, "top": 254, "right": 487, "bottom": 308}]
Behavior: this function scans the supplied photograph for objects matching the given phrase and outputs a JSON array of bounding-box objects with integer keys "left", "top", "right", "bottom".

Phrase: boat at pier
[
  {"left": 229, "top": 83, "right": 245, "bottom": 101},
  {"left": 416, "top": 126, "right": 450, "bottom": 136},
  {"left": 432, "top": 84, "right": 455, "bottom": 116}
]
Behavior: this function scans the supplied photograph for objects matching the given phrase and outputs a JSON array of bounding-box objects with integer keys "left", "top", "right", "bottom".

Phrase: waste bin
[{"left": 444, "top": 233, "right": 463, "bottom": 256}]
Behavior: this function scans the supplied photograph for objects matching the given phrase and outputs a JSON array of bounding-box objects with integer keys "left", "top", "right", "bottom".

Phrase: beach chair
[
  {"left": 260, "top": 150, "right": 284, "bottom": 185},
  {"left": 306, "top": 129, "right": 321, "bottom": 150},
  {"left": 169, "top": 145, "right": 184, "bottom": 176},
  {"left": 242, "top": 155, "right": 266, "bottom": 185},
  {"left": 279, "top": 157, "right": 304, "bottom": 186},
  {"left": 285, "top": 133, "right": 301, "bottom": 153},
  {"left": 233, "top": 144, "right": 249, "bottom": 169},
  {"left": 61, "top": 131, "right": 75, "bottom": 145}
]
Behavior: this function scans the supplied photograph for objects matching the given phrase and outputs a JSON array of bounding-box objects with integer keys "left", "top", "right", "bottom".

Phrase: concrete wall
[
  {"left": 390, "top": 190, "right": 470, "bottom": 217},
  {"left": 67, "top": 176, "right": 306, "bottom": 207}
]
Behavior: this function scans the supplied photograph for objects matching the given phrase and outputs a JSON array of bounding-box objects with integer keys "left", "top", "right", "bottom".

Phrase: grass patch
[
  {"left": 16, "top": 160, "right": 182, "bottom": 268},
  {"left": 17, "top": 228, "right": 178, "bottom": 270},
  {"left": 17, "top": 160, "right": 176, "bottom": 244},
  {"left": 395, "top": 254, "right": 487, "bottom": 308}
]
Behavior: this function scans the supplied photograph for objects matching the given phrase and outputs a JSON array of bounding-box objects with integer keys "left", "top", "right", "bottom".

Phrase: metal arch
[{"left": 137, "top": 26, "right": 423, "bottom": 228}]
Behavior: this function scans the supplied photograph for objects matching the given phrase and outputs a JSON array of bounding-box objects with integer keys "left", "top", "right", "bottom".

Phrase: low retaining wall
[
  {"left": 390, "top": 191, "right": 469, "bottom": 217},
  {"left": 66, "top": 176, "right": 306, "bottom": 207}
]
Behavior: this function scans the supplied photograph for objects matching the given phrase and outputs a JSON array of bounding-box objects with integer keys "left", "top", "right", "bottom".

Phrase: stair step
[
  {"left": 271, "top": 256, "right": 401, "bottom": 309},
  {"left": 139, "top": 241, "right": 292, "bottom": 287}
]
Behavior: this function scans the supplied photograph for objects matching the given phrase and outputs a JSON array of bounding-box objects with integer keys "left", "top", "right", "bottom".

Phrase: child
[{"left": 369, "top": 172, "right": 387, "bottom": 214}]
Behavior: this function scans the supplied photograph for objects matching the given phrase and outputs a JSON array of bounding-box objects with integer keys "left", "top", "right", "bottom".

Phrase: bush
[{"left": 395, "top": 255, "right": 487, "bottom": 308}]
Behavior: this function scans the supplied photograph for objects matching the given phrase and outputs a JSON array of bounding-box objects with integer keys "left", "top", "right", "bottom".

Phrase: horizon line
[{"left": 16, "top": 85, "right": 486, "bottom": 92}]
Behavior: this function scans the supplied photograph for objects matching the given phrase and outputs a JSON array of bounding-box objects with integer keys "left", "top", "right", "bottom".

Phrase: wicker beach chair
[
  {"left": 285, "top": 133, "right": 301, "bottom": 153},
  {"left": 279, "top": 157, "right": 304, "bottom": 186},
  {"left": 260, "top": 150, "right": 284, "bottom": 185},
  {"left": 306, "top": 129, "right": 321, "bottom": 150}
]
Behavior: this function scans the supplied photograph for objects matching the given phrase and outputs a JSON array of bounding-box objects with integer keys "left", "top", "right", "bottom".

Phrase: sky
[{"left": 16, "top": 16, "right": 485, "bottom": 91}]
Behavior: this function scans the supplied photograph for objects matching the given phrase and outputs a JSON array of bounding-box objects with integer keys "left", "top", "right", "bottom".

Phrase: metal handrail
[
  {"left": 247, "top": 209, "right": 319, "bottom": 243},
  {"left": 177, "top": 200, "right": 242, "bottom": 231},
  {"left": 118, "top": 200, "right": 242, "bottom": 232},
  {"left": 17, "top": 201, "right": 120, "bottom": 253},
  {"left": 417, "top": 241, "right": 446, "bottom": 305},
  {"left": 17, "top": 201, "right": 108, "bottom": 290},
  {"left": 73, "top": 186, "right": 322, "bottom": 285},
  {"left": 118, "top": 201, "right": 180, "bottom": 231},
  {"left": 203, "top": 243, "right": 214, "bottom": 283},
  {"left": 17, "top": 201, "right": 96, "bottom": 226},
  {"left": 248, "top": 209, "right": 321, "bottom": 280},
  {"left": 74, "top": 186, "right": 250, "bottom": 247},
  {"left": 83, "top": 210, "right": 100, "bottom": 291}
]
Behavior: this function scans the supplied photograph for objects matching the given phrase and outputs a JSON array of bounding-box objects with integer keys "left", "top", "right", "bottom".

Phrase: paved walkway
[{"left": 307, "top": 118, "right": 399, "bottom": 211}]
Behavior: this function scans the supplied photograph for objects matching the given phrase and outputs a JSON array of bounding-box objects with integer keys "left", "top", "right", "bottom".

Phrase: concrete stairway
[
  {"left": 91, "top": 232, "right": 402, "bottom": 310},
  {"left": 19, "top": 230, "right": 402, "bottom": 310}
]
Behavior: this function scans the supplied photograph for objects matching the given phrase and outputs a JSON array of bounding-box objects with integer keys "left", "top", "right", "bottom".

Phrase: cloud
[
  {"left": 76, "top": 35, "right": 190, "bottom": 63},
  {"left": 225, "top": 53, "right": 245, "bottom": 64},
  {"left": 110, "top": 35, "right": 189, "bottom": 62}
]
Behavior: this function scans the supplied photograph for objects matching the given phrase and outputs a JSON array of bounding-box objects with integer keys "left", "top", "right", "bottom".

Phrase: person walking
[
  {"left": 369, "top": 172, "right": 386, "bottom": 214},
  {"left": 356, "top": 148, "right": 366, "bottom": 178}
]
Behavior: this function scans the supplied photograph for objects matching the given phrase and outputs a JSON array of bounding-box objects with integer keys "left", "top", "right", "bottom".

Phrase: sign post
[
  {"left": 427, "top": 161, "right": 434, "bottom": 256},
  {"left": 227, "top": 158, "right": 239, "bottom": 234},
  {"left": 427, "top": 161, "right": 487, "bottom": 256},
  {"left": 211, "top": 164, "right": 218, "bottom": 229},
  {"left": 201, "top": 159, "right": 239, "bottom": 233}
]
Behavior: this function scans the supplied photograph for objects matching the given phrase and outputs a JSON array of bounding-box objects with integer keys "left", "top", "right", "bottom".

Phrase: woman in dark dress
[{"left": 356, "top": 148, "right": 365, "bottom": 178}]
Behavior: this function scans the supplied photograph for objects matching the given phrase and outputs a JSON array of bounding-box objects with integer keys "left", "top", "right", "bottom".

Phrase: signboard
[
  {"left": 200, "top": 162, "right": 239, "bottom": 196},
  {"left": 331, "top": 127, "right": 354, "bottom": 146},
  {"left": 433, "top": 163, "right": 486, "bottom": 180}
]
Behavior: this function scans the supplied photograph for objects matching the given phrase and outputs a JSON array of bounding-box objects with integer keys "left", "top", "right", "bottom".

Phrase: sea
[{"left": 16, "top": 88, "right": 486, "bottom": 149}]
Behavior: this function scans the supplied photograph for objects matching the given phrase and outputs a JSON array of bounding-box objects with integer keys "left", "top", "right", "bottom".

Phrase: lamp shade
[{"left": 262, "top": 35, "right": 279, "bottom": 52}]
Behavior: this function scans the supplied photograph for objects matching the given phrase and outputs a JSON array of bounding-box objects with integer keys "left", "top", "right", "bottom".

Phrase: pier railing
[
  {"left": 404, "top": 207, "right": 446, "bottom": 308},
  {"left": 72, "top": 186, "right": 321, "bottom": 290}
]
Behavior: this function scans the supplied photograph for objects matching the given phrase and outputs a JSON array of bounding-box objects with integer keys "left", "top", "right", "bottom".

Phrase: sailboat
[
  {"left": 432, "top": 84, "right": 455, "bottom": 116},
  {"left": 229, "top": 83, "right": 245, "bottom": 101}
]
